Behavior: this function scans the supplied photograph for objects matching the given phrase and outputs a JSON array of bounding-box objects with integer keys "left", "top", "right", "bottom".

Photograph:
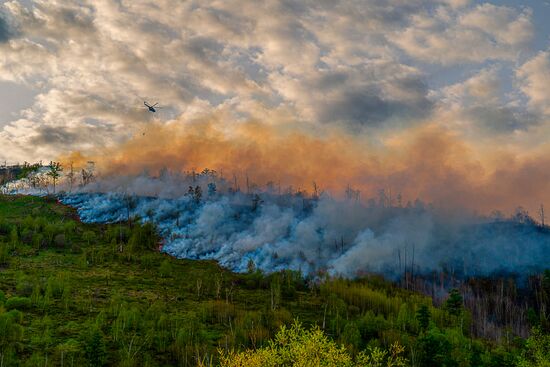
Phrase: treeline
[
  {"left": 1, "top": 160, "right": 96, "bottom": 194},
  {"left": 393, "top": 269, "right": 550, "bottom": 340},
  {"left": 0, "top": 195, "right": 548, "bottom": 366}
]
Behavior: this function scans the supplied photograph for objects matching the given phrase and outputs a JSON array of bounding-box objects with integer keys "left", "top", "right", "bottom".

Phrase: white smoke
[{"left": 57, "top": 172, "right": 550, "bottom": 278}]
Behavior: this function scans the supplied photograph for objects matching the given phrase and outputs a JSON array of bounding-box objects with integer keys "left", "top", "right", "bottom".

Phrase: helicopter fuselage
[{"left": 144, "top": 101, "right": 157, "bottom": 113}]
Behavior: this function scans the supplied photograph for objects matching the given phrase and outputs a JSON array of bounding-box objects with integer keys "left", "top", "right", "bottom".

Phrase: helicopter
[{"left": 143, "top": 101, "right": 162, "bottom": 113}]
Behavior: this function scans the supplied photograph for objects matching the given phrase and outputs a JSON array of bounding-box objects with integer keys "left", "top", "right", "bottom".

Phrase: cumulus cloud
[
  {"left": 517, "top": 51, "right": 550, "bottom": 116},
  {"left": 432, "top": 67, "right": 539, "bottom": 135},
  {"left": 392, "top": 4, "right": 533, "bottom": 64}
]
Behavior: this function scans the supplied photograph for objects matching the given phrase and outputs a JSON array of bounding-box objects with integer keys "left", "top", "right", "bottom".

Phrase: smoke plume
[
  {"left": 63, "top": 116, "right": 550, "bottom": 216},
  {"left": 58, "top": 169, "right": 550, "bottom": 278}
]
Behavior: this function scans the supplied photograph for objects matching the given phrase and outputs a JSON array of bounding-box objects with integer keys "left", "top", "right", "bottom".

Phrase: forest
[{"left": 0, "top": 194, "right": 548, "bottom": 366}]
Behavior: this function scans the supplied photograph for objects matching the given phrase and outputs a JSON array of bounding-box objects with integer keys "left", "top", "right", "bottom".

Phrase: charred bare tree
[
  {"left": 81, "top": 161, "right": 95, "bottom": 186},
  {"left": 66, "top": 161, "right": 76, "bottom": 192}
]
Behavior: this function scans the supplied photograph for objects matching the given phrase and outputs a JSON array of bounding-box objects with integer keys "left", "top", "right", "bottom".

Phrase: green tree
[
  {"left": 0, "top": 310, "right": 24, "bottom": 366},
  {"left": 56, "top": 339, "right": 80, "bottom": 367},
  {"left": 216, "top": 321, "right": 353, "bottom": 367},
  {"left": 47, "top": 161, "right": 63, "bottom": 194},
  {"left": 0, "top": 242, "right": 9, "bottom": 266},
  {"left": 517, "top": 328, "right": 550, "bottom": 367},
  {"left": 416, "top": 328, "right": 456, "bottom": 367},
  {"left": 416, "top": 304, "right": 431, "bottom": 332},
  {"left": 356, "top": 342, "right": 407, "bottom": 367},
  {"left": 445, "top": 289, "right": 463, "bottom": 317},
  {"left": 9, "top": 226, "right": 18, "bottom": 249},
  {"left": 214, "top": 321, "right": 408, "bottom": 367},
  {"left": 82, "top": 326, "right": 106, "bottom": 367},
  {"left": 341, "top": 322, "right": 361, "bottom": 352}
]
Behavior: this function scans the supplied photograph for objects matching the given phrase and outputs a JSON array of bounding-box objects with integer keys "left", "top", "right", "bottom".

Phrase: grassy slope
[{"left": 0, "top": 195, "right": 526, "bottom": 366}]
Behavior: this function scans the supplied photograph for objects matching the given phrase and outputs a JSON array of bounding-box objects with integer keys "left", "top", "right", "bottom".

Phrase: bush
[
  {"left": 81, "top": 326, "right": 107, "bottom": 367},
  {"left": 140, "top": 253, "right": 159, "bottom": 270},
  {"left": 0, "top": 242, "right": 9, "bottom": 265},
  {"left": 415, "top": 328, "right": 455, "bottom": 367},
  {"left": 54, "top": 233, "right": 67, "bottom": 248},
  {"left": 15, "top": 274, "right": 33, "bottom": 297},
  {"left": 517, "top": 328, "right": 550, "bottom": 367},
  {"left": 214, "top": 321, "right": 408, "bottom": 367},
  {"left": 5, "top": 296, "right": 32, "bottom": 310},
  {"left": 127, "top": 223, "right": 157, "bottom": 253},
  {"left": 159, "top": 259, "right": 173, "bottom": 278},
  {"left": 0, "top": 219, "right": 11, "bottom": 235}
]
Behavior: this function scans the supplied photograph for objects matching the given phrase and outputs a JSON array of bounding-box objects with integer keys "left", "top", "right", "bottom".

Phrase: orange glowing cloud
[{"left": 61, "top": 115, "right": 550, "bottom": 215}]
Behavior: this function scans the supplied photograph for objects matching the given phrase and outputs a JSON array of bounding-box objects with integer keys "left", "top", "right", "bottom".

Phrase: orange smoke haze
[{"left": 62, "top": 117, "right": 550, "bottom": 215}]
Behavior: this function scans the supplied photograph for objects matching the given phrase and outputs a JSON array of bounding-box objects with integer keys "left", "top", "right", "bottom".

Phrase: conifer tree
[
  {"left": 417, "top": 304, "right": 431, "bottom": 331},
  {"left": 445, "top": 289, "right": 463, "bottom": 317}
]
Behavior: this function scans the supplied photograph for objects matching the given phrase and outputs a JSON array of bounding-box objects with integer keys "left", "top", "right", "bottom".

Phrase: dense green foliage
[
  {"left": 0, "top": 195, "right": 547, "bottom": 366},
  {"left": 212, "top": 321, "right": 408, "bottom": 367}
]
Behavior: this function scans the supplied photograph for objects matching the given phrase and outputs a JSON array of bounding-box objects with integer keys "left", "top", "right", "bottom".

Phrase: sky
[{"left": 0, "top": 0, "right": 549, "bottom": 212}]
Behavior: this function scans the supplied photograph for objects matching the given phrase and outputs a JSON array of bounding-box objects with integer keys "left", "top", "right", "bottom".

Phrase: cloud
[
  {"left": 432, "top": 67, "right": 539, "bottom": 135},
  {"left": 517, "top": 51, "right": 550, "bottom": 115},
  {"left": 392, "top": 4, "right": 533, "bottom": 64},
  {"left": 0, "top": 0, "right": 442, "bottom": 161},
  {"left": 0, "top": 12, "right": 13, "bottom": 43},
  {"left": 269, "top": 62, "right": 432, "bottom": 129}
]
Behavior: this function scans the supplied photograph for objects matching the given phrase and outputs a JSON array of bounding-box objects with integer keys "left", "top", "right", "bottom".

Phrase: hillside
[{"left": 0, "top": 195, "right": 548, "bottom": 366}]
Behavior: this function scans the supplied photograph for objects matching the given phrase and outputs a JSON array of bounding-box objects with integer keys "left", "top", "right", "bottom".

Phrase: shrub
[
  {"left": 140, "top": 253, "right": 159, "bottom": 270},
  {"left": 127, "top": 223, "right": 157, "bottom": 253},
  {"left": 82, "top": 231, "right": 96, "bottom": 247},
  {"left": 159, "top": 259, "right": 173, "bottom": 278},
  {"left": 15, "top": 274, "right": 33, "bottom": 297},
  {"left": 81, "top": 326, "right": 107, "bottom": 367},
  {"left": 5, "top": 296, "right": 32, "bottom": 310},
  {"left": 54, "top": 233, "right": 67, "bottom": 248},
  {"left": 0, "top": 219, "right": 11, "bottom": 235},
  {"left": 213, "top": 321, "right": 407, "bottom": 367},
  {"left": 517, "top": 328, "right": 550, "bottom": 367},
  {"left": 0, "top": 242, "right": 9, "bottom": 265}
]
